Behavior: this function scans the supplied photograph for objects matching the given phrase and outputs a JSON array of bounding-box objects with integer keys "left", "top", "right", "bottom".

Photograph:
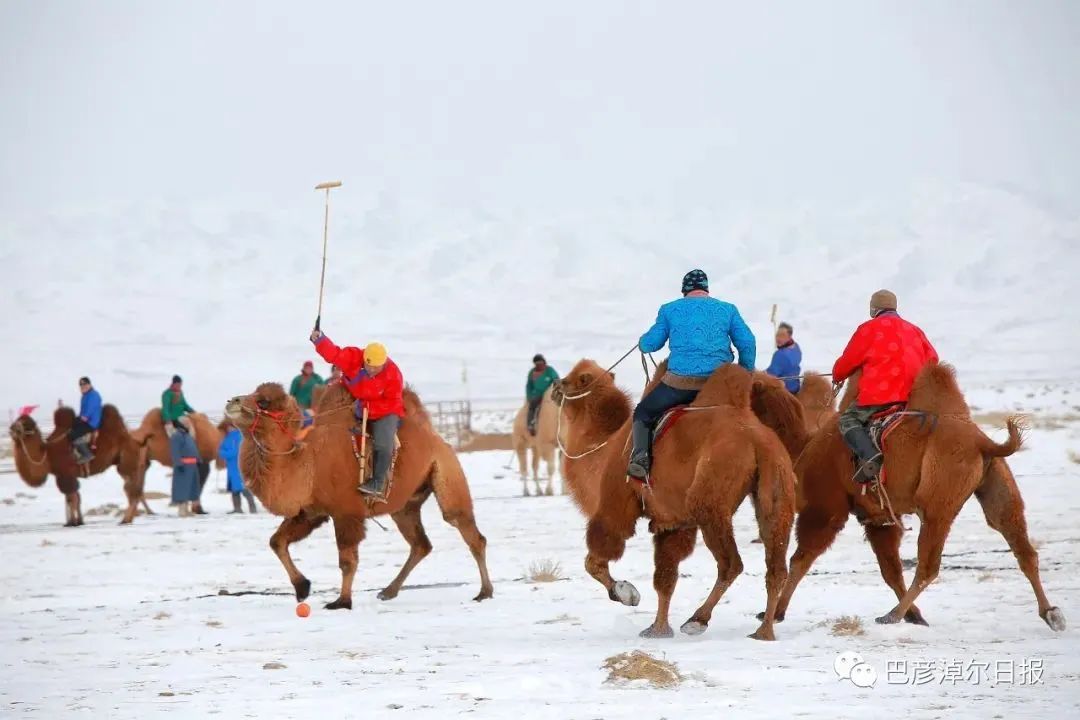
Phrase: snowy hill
[{"left": 1, "top": 181, "right": 1077, "bottom": 419}]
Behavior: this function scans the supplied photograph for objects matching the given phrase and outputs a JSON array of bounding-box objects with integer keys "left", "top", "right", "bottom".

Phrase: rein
[{"left": 12, "top": 430, "right": 48, "bottom": 466}]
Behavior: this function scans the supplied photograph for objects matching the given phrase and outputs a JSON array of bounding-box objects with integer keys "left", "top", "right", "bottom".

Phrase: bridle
[
  {"left": 235, "top": 397, "right": 303, "bottom": 456},
  {"left": 554, "top": 384, "right": 611, "bottom": 460},
  {"left": 9, "top": 422, "right": 48, "bottom": 466}
]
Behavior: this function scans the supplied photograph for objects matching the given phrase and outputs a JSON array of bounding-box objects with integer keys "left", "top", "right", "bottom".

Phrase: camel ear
[
  {"left": 608, "top": 371, "right": 615, "bottom": 381},
  {"left": 578, "top": 372, "right": 594, "bottom": 387}
]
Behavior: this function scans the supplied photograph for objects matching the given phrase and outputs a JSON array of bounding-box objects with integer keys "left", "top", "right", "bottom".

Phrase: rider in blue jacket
[{"left": 629, "top": 269, "right": 756, "bottom": 479}]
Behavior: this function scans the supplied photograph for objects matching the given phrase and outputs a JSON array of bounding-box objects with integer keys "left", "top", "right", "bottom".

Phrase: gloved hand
[{"left": 310, "top": 329, "right": 323, "bottom": 343}]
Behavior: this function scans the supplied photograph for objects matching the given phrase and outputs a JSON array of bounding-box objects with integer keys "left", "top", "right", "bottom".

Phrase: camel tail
[{"left": 980, "top": 416, "right": 1026, "bottom": 458}]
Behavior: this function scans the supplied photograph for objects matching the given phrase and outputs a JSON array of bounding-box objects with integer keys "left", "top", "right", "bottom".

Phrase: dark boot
[
  {"left": 626, "top": 420, "right": 652, "bottom": 480},
  {"left": 191, "top": 502, "right": 209, "bottom": 515},
  {"left": 244, "top": 490, "right": 258, "bottom": 513},
  {"left": 228, "top": 493, "right": 243, "bottom": 514},
  {"left": 842, "top": 428, "right": 883, "bottom": 484},
  {"left": 358, "top": 449, "right": 390, "bottom": 499}
]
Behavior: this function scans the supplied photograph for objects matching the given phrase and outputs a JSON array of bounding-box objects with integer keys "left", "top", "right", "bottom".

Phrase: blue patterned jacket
[{"left": 639, "top": 296, "right": 756, "bottom": 376}]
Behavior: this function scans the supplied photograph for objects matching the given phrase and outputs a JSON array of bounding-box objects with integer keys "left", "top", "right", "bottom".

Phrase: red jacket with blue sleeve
[{"left": 314, "top": 335, "right": 405, "bottom": 420}]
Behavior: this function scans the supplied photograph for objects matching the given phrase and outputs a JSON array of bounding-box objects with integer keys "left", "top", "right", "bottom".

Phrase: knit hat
[
  {"left": 532, "top": 354, "right": 546, "bottom": 364},
  {"left": 870, "top": 290, "right": 898, "bottom": 311},
  {"left": 682, "top": 269, "right": 709, "bottom": 295},
  {"left": 171, "top": 375, "right": 183, "bottom": 385},
  {"left": 302, "top": 360, "right": 314, "bottom": 369},
  {"left": 363, "top": 342, "right": 388, "bottom": 366}
]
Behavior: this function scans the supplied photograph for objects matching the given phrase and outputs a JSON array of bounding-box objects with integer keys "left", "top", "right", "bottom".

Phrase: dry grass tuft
[
  {"left": 603, "top": 651, "right": 683, "bottom": 688},
  {"left": 205, "top": 620, "right": 223, "bottom": 628},
  {"left": 830, "top": 615, "right": 866, "bottom": 637},
  {"left": 153, "top": 612, "right": 171, "bottom": 620},
  {"left": 978, "top": 572, "right": 997, "bottom": 583},
  {"left": 262, "top": 662, "right": 287, "bottom": 670},
  {"left": 85, "top": 503, "right": 121, "bottom": 517},
  {"left": 527, "top": 558, "right": 565, "bottom": 583},
  {"left": 1068, "top": 450, "right": 1080, "bottom": 465},
  {"left": 143, "top": 491, "right": 170, "bottom": 500}
]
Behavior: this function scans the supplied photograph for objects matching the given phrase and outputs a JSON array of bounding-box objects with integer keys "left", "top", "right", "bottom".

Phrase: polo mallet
[
  {"left": 314, "top": 180, "right": 343, "bottom": 331},
  {"left": 770, "top": 303, "right": 778, "bottom": 334}
]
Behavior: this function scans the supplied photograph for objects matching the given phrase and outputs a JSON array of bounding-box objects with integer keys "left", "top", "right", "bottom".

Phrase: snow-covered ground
[{"left": 2, "top": 413, "right": 1077, "bottom": 718}]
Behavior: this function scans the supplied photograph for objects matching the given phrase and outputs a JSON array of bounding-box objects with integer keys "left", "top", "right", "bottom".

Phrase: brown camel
[
  {"left": 767, "top": 363, "right": 1065, "bottom": 632},
  {"left": 511, "top": 386, "right": 560, "bottom": 496},
  {"left": 554, "top": 359, "right": 797, "bottom": 640},
  {"left": 131, "top": 410, "right": 224, "bottom": 505},
  {"left": 223, "top": 382, "right": 493, "bottom": 609},
  {"left": 10, "top": 406, "right": 148, "bottom": 525},
  {"left": 796, "top": 373, "right": 835, "bottom": 434}
]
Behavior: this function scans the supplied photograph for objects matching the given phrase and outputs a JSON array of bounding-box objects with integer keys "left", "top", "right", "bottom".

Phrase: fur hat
[
  {"left": 171, "top": 374, "right": 183, "bottom": 385},
  {"left": 682, "top": 269, "right": 709, "bottom": 295},
  {"left": 870, "top": 289, "right": 897, "bottom": 311}
]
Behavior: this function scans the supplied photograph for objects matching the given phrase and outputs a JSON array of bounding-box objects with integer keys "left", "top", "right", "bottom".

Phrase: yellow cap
[{"left": 363, "top": 342, "right": 388, "bottom": 366}]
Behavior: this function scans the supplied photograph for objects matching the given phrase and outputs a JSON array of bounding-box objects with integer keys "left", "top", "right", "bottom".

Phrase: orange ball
[{"left": 296, "top": 602, "right": 311, "bottom": 618}]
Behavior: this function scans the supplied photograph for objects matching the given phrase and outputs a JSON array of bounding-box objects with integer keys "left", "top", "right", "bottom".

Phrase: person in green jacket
[
  {"left": 289, "top": 360, "right": 325, "bottom": 410},
  {"left": 162, "top": 375, "right": 196, "bottom": 424},
  {"left": 525, "top": 354, "right": 559, "bottom": 436},
  {"left": 161, "top": 374, "right": 207, "bottom": 514}
]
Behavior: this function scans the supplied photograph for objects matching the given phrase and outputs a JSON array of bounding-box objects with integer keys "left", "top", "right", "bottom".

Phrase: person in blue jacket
[
  {"left": 218, "top": 420, "right": 257, "bottom": 514},
  {"left": 69, "top": 376, "right": 103, "bottom": 463},
  {"left": 765, "top": 322, "right": 802, "bottom": 394},
  {"left": 629, "top": 269, "right": 756, "bottom": 479}
]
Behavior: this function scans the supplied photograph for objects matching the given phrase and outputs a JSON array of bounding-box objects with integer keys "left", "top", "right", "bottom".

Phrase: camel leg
[
  {"left": 531, "top": 449, "right": 544, "bottom": 496},
  {"left": 584, "top": 505, "right": 642, "bottom": 607},
  {"left": 63, "top": 492, "right": 80, "bottom": 527},
  {"left": 864, "top": 523, "right": 928, "bottom": 625},
  {"left": 682, "top": 519, "right": 743, "bottom": 635},
  {"left": 141, "top": 497, "right": 155, "bottom": 516},
  {"left": 876, "top": 513, "right": 956, "bottom": 625},
  {"left": 325, "top": 515, "right": 365, "bottom": 610},
  {"left": 975, "top": 460, "right": 1065, "bottom": 631},
  {"left": 747, "top": 495, "right": 792, "bottom": 641},
  {"left": 639, "top": 527, "right": 697, "bottom": 638},
  {"left": 759, "top": 504, "right": 848, "bottom": 623},
  {"left": 431, "top": 470, "right": 494, "bottom": 601},
  {"left": 516, "top": 444, "right": 529, "bottom": 496},
  {"left": 378, "top": 498, "right": 433, "bottom": 600},
  {"left": 269, "top": 513, "right": 329, "bottom": 602},
  {"left": 119, "top": 468, "right": 145, "bottom": 525}
]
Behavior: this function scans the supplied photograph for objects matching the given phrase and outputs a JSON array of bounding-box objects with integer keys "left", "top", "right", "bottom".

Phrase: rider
[
  {"left": 70, "top": 376, "right": 102, "bottom": 463},
  {"left": 833, "top": 289, "right": 939, "bottom": 483},
  {"left": 310, "top": 328, "right": 405, "bottom": 498},
  {"left": 765, "top": 322, "right": 802, "bottom": 393},
  {"left": 289, "top": 360, "right": 325, "bottom": 410},
  {"left": 628, "top": 269, "right": 756, "bottom": 480},
  {"left": 525, "top": 354, "right": 559, "bottom": 436},
  {"left": 161, "top": 375, "right": 196, "bottom": 429}
]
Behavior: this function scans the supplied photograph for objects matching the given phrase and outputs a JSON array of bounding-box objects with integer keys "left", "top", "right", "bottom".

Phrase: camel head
[
  {"left": 9, "top": 414, "right": 42, "bottom": 442},
  {"left": 551, "top": 359, "right": 615, "bottom": 404},
  {"left": 225, "top": 382, "right": 302, "bottom": 438}
]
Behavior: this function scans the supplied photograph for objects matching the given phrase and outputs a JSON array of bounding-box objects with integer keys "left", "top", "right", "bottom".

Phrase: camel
[
  {"left": 223, "top": 382, "right": 493, "bottom": 609},
  {"left": 553, "top": 359, "right": 798, "bottom": 640},
  {"left": 511, "top": 387, "right": 560, "bottom": 496},
  {"left": 9, "top": 407, "right": 148, "bottom": 525},
  {"left": 765, "top": 364, "right": 1065, "bottom": 633},
  {"left": 796, "top": 373, "right": 835, "bottom": 434},
  {"left": 131, "top": 410, "right": 224, "bottom": 504}
]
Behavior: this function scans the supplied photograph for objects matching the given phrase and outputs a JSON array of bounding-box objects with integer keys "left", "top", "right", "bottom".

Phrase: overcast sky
[{"left": 2, "top": 0, "right": 1079, "bottom": 215}]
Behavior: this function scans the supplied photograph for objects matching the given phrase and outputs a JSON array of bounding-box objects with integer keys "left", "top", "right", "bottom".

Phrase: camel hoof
[
  {"left": 473, "top": 587, "right": 494, "bottom": 602},
  {"left": 294, "top": 578, "right": 312, "bottom": 602},
  {"left": 904, "top": 608, "right": 930, "bottom": 626},
  {"left": 610, "top": 581, "right": 640, "bottom": 607},
  {"left": 118, "top": 518, "right": 133, "bottom": 526},
  {"left": 755, "top": 611, "right": 786, "bottom": 623},
  {"left": 749, "top": 627, "right": 776, "bottom": 641},
  {"left": 639, "top": 624, "right": 674, "bottom": 639},
  {"left": 377, "top": 588, "right": 398, "bottom": 601},
  {"left": 1043, "top": 607, "right": 1066, "bottom": 632},
  {"left": 680, "top": 620, "right": 708, "bottom": 636},
  {"left": 875, "top": 612, "right": 902, "bottom": 625},
  {"left": 324, "top": 598, "right": 352, "bottom": 610}
]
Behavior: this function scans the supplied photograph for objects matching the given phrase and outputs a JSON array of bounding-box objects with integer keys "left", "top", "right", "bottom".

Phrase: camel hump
[
  {"left": 100, "top": 404, "right": 126, "bottom": 432},
  {"left": 908, "top": 362, "right": 970, "bottom": 417},
  {"left": 695, "top": 364, "right": 753, "bottom": 409},
  {"left": 798, "top": 374, "right": 833, "bottom": 409},
  {"left": 403, "top": 387, "right": 432, "bottom": 426}
]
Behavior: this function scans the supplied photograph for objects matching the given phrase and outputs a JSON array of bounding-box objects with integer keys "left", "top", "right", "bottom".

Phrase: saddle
[
  {"left": 653, "top": 405, "right": 692, "bottom": 444},
  {"left": 868, "top": 404, "right": 908, "bottom": 453}
]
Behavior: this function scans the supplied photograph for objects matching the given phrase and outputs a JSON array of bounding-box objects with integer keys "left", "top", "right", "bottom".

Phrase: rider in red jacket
[
  {"left": 833, "top": 290, "right": 939, "bottom": 483},
  {"left": 311, "top": 329, "right": 404, "bottom": 497}
]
